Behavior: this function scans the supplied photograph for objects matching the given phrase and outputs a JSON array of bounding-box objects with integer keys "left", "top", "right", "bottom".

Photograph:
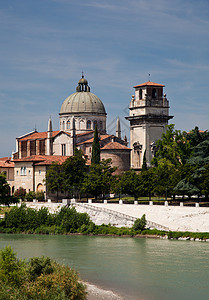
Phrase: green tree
[
  {"left": 62, "top": 148, "right": 87, "bottom": 197},
  {"left": 82, "top": 159, "right": 116, "bottom": 199},
  {"left": 45, "top": 162, "right": 64, "bottom": 201},
  {"left": 152, "top": 124, "right": 191, "bottom": 167},
  {"left": 91, "top": 124, "right": 100, "bottom": 164},
  {"left": 0, "top": 174, "right": 18, "bottom": 206},
  {"left": 119, "top": 170, "right": 141, "bottom": 200},
  {"left": 151, "top": 158, "right": 181, "bottom": 199},
  {"left": 141, "top": 150, "right": 148, "bottom": 171}
]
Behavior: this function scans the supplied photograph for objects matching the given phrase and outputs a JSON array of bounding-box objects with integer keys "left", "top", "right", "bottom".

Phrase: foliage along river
[{"left": 0, "top": 234, "right": 209, "bottom": 300}]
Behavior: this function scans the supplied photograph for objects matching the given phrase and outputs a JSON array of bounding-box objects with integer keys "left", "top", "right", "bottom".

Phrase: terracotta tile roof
[
  {"left": 76, "top": 131, "right": 94, "bottom": 137},
  {"left": 13, "top": 155, "right": 69, "bottom": 166},
  {"left": 35, "top": 156, "right": 69, "bottom": 166},
  {"left": 0, "top": 160, "right": 14, "bottom": 168},
  {"left": 134, "top": 81, "right": 165, "bottom": 88},
  {"left": 77, "top": 134, "right": 112, "bottom": 146},
  {"left": 0, "top": 157, "right": 14, "bottom": 168},
  {"left": 101, "top": 142, "right": 131, "bottom": 150},
  {"left": 19, "top": 131, "right": 60, "bottom": 141}
]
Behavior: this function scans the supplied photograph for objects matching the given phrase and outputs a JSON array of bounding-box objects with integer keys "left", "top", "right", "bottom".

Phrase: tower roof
[{"left": 134, "top": 81, "right": 165, "bottom": 88}]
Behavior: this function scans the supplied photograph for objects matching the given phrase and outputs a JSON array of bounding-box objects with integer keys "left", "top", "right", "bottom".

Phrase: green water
[{"left": 0, "top": 234, "right": 209, "bottom": 300}]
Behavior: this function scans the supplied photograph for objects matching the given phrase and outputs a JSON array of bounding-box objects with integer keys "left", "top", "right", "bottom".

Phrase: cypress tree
[
  {"left": 91, "top": 125, "right": 100, "bottom": 164},
  {"left": 142, "top": 150, "right": 148, "bottom": 171}
]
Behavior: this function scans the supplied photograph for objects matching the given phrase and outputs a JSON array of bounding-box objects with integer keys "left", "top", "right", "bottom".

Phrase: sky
[{"left": 0, "top": 0, "right": 209, "bottom": 157}]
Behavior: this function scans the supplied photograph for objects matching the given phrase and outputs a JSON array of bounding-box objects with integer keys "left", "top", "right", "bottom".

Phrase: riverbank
[{"left": 86, "top": 282, "right": 124, "bottom": 300}]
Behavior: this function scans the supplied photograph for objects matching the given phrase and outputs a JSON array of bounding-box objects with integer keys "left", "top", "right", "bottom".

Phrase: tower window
[
  {"left": 139, "top": 89, "right": 142, "bottom": 99},
  {"left": 87, "top": 120, "right": 91, "bottom": 129},
  {"left": 152, "top": 88, "right": 157, "bottom": 99},
  {"left": 63, "top": 121, "right": 65, "bottom": 130}
]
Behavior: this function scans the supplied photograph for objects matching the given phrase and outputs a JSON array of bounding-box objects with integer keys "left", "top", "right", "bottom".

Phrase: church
[{"left": 1, "top": 75, "right": 172, "bottom": 199}]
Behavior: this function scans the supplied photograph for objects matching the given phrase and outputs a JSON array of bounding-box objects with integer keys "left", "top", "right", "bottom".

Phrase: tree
[
  {"left": 141, "top": 150, "right": 148, "bottom": 171},
  {"left": 152, "top": 124, "right": 191, "bottom": 167},
  {"left": 45, "top": 162, "right": 64, "bottom": 201},
  {"left": 119, "top": 170, "right": 141, "bottom": 200},
  {"left": 0, "top": 174, "right": 18, "bottom": 206},
  {"left": 62, "top": 148, "right": 87, "bottom": 197},
  {"left": 91, "top": 125, "right": 100, "bottom": 164},
  {"left": 151, "top": 158, "right": 181, "bottom": 199},
  {"left": 82, "top": 159, "right": 116, "bottom": 199}
]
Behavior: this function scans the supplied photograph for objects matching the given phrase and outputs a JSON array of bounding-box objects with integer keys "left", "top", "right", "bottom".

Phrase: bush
[
  {"left": 0, "top": 246, "right": 26, "bottom": 286},
  {"left": 133, "top": 214, "right": 146, "bottom": 231},
  {"left": 25, "top": 191, "right": 36, "bottom": 201},
  {"left": 36, "top": 191, "right": 45, "bottom": 201},
  {"left": 28, "top": 257, "right": 54, "bottom": 280},
  {"left": 0, "top": 246, "right": 87, "bottom": 299},
  {"left": 14, "top": 187, "right": 26, "bottom": 200}
]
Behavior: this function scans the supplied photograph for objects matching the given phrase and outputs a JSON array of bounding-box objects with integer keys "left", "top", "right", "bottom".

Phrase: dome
[
  {"left": 60, "top": 92, "right": 106, "bottom": 115},
  {"left": 78, "top": 77, "right": 88, "bottom": 85},
  {"left": 60, "top": 75, "right": 106, "bottom": 115}
]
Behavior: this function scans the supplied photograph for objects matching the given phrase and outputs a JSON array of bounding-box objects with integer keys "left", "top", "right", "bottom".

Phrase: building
[
  {"left": 11, "top": 75, "right": 130, "bottom": 198},
  {"left": 126, "top": 81, "right": 173, "bottom": 169}
]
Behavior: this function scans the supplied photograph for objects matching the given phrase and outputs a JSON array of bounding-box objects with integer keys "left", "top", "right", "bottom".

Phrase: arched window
[
  {"left": 93, "top": 120, "right": 97, "bottom": 129},
  {"left": 62, "top": 121, "right": 65, "bottom": 130},
  {"left": 67, "top": 120, "right": 71, "bottom": 129},
  {"left": 87, "top": 120, "right": 91, "bottom": 129},
  {"left": 152, "top": 88, "right": 157, "bottom": 99}
]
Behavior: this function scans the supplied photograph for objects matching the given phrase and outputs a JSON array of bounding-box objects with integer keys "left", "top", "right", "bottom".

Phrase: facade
[{"left": 126, "top": 81, "right": 173, "bottom": 169}]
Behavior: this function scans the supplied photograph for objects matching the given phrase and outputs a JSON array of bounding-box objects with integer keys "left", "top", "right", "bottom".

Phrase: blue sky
[{"left": 0, "top": 0, "right": 209, "bottom": 157}]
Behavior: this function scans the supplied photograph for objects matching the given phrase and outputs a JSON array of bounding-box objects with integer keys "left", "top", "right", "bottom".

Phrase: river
[{"left": 0, "top": 234, "right": 209, "bottom": 300}]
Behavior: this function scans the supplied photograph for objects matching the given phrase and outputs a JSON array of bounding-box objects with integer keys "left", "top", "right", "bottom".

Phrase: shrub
[
  {"left": 14, "top": 187, "right": 26, "bottom": 200},
  {"left": 28, "top": 257, "right": 54, "bottom": 280},
  {"left": 25, "top": 191, "right": 36, "bottom": 201},
  {"left": 36, "top": 191, "right": 45, "bottom": 201},
  {"left": 0, "top": 246, "right": 87, "bottom": 299},
  {"left": 133, "top": 214, "right": 146, "bottom": 231},
  {"left": 0, "top": 246, "right": 26, "bottom": 286}
]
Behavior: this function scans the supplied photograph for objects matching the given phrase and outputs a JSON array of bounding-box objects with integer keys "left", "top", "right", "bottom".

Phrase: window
[
  {"left": 28, "top": 170, "right": 31, "bottom": 175},
  {"left": 67, "top": 120, "right": 71, "bottom": 129},
  {"left": 93, "top": 120, "right": 97, "bottom": 129},
  {"left": 63, "top": 121, "right": 65, "bottom": 130},
  {"left": 62, "top": 144, "right": 66, "bottom": 156},
  {"left": 21, "top": 167, "right": 26, "bottom": 176},
  {"left": 152, "top": 88, "right": 157, "bottom": 99},
  {"left": 17, "top": 170, "right": 19, "bottom": 175},
  {"left": 39, "top": 170, "right": 41, "bottom": 175},
  {"left": 100, "top": 121, "right": 103, "bottom": 130},
  {"left": 87, "top": 120, "right": 91, "bottom": 129},
  {"left": 139, "top": 89, "right": 142, "bottom": 99}
]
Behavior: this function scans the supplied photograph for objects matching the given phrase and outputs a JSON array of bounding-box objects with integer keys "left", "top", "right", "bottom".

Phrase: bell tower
[{"left": 126, "top": 81, "right": 173, "bottom": 169}]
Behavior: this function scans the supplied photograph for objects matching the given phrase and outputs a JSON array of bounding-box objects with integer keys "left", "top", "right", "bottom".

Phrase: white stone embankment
[
  {"left": 24, "top": 202, "right": 209, "bottom": 232},
  {"left": 89, "top": 203, "right": 209, "bottom": 232}
]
